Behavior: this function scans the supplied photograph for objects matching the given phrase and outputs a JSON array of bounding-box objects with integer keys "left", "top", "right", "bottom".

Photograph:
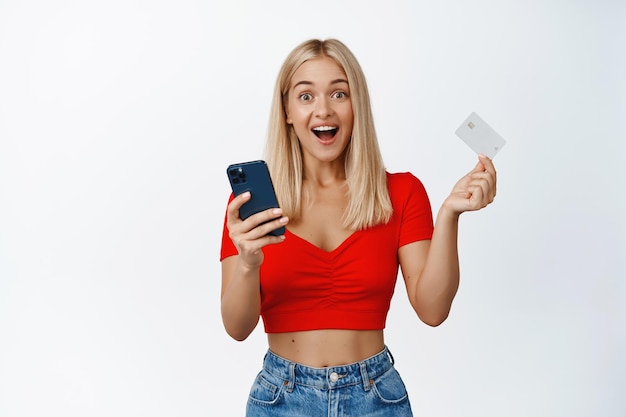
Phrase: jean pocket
[
  {"left": 370, "top": 367, "right": 410, "bottom": 404},
  {"left": 248, "top": 370, "right": 284, "bottom": 406}
]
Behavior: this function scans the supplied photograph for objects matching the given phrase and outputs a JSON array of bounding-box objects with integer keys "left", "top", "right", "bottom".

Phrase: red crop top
[{"left": 220, "top": 172, "right": 434, "bottom": 333}]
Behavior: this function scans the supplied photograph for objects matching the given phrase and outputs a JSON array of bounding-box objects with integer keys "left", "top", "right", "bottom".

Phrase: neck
[
  {"left": 302, "top": 158, "right": 346, "bottom": 187},
  {"left": 304, "top": 167, "right": 345, "bottom": 187}
]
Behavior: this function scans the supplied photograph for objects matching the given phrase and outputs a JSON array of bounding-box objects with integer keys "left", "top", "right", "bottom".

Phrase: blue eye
[
  {"left": 299, "top": 93, "right": 313, "bottom": 101},
  {"left": 333, "top": 91, "right": 348, "bottom": 99}
]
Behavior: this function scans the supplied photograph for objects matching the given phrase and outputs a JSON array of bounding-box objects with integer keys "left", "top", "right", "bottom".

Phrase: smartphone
[{"left": 226, "top": 160, "right": 285, "bottom": 236}]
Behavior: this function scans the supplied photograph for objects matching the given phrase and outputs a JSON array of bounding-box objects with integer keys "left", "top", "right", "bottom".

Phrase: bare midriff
[{"left": 267, "top": 329, "right": 385, "bottom": 367}]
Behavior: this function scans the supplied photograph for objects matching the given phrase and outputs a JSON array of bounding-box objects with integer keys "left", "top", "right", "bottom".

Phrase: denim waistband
[{"left": 262, "top": 346, "right": 395, "bottom": 391}]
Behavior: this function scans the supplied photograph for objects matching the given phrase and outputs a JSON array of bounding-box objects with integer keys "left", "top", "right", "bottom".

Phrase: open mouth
[{"left": 312, "top": 126, "right": 338, "bottom": 141}]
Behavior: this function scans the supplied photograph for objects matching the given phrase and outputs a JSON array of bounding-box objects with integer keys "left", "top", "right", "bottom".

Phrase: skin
[{"left": 221, "top": 57, "right": 497, "bottom": 367}]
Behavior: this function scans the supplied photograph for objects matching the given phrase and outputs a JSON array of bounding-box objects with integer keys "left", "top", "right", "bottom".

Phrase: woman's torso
[
  {"left": 268, "top": 329, "right": 385, "bottom": 367},
  {"left": 241, "top": 173, "right": 432, "bottom": 366},
  {"left": 268, "top": 180, "right": 384, "bottom": 367}
]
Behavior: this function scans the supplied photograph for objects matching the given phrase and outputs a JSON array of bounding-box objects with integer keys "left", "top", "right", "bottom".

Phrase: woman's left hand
[{"left": 444, "top": 154, "right": 497, "bottom": 215}]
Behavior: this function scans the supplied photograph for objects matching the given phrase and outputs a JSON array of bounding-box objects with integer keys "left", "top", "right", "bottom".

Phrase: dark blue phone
[{"left": 226, "top": 160, "right": 285, "bottom": 236}]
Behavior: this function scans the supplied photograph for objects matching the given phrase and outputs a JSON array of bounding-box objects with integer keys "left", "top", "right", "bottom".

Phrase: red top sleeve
[
  {"left": 220, "top": 193, "right": 237, "bottom": 261},
  {"left": 394, "top": 172, "right": 433, "bottom": 246}
]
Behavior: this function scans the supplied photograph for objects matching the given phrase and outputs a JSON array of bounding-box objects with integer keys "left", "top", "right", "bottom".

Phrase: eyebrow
[{"left": 292, "top": 78, "right": 349, "bottom": 89}]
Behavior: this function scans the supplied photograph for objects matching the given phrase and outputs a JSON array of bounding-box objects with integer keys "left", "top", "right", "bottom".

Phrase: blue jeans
[{"left": 246, "top": 346, "right": 413, "bottom": 416}]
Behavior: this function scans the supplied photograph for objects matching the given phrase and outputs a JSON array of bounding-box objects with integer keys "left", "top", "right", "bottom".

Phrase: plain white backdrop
[{"left": 1, "top": 0, "right": 624, "bottom": 416}]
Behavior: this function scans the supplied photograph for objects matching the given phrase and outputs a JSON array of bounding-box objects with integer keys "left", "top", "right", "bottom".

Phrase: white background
[{"left": 1, "top": 1, "right": 624, "bottom": 416}]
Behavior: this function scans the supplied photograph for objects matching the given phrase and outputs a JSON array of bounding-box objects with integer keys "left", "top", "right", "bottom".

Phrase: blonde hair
[{"left": 265, "top": 39, "right": 392, "bottom": 230}]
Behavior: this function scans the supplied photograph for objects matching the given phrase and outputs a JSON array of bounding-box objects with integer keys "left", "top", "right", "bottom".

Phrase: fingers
[
  {"left": 467, "top": 159, "right": 485, "bottom": 176},
  {"left": 466, "top": 156, "right": 497, "bottom": 208},
  {"left": 469, "top": 172, "right": 495, "bottom": 199},
  {"left": 479, "top": 154, "right": 497, "bottom": 184},
  {"left": 227, "top": 192, "right": 284, "bottom": 232},
  {"left": 241, "top": 210, "right": 288, "bottom": 240},
  {"left": 466, "top": 181, "right": 490, "bottom": 209},
  {"left": 466, "top": 154, "right": 495, "bottom": 175},
  {"left": 230, "top": 214, "right": 288, "bottom": 267},
  {"left": 226, "top": 193, "right": 288, "bottom": 264},
  {"left": 443, "top": 156, "right": 499, "bottom": 215},
  {"left": 478, "top": 154, "right": 496, "bottom": 175},
  {"left": 227, "top": 191, "right": 251, "bottom": 221}
]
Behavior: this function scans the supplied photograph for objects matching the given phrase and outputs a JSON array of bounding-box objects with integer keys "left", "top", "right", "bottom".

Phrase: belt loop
[
  {"left": 386, "top": 346, "right": 395, "bottom": 365},
  {"left": 359, "top": 362, "right": 371, "bottom": 391},
  {"left": 286, "top": 362, "right": 296, "bottom": 393}
]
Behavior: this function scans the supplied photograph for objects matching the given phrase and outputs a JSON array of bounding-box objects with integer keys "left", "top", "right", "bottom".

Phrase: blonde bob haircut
[{"left": 265, "top": 39, "right": 392, "bottom": 230}]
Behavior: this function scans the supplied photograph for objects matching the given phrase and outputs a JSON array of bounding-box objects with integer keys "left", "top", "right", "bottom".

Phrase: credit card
[{"left": 455, "top": 112, "right": 506, "bottom": 158}]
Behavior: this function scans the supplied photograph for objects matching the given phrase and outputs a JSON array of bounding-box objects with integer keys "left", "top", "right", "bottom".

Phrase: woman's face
[{"left": 285, "top": 56, "right": 354, "bottom": 167}]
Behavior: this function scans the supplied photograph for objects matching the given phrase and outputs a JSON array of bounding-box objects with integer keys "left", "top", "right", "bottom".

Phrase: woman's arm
[
  {"left": 399, "top": 155, "right": 497, "bottom": 326},
  {"left": 220, "top": 192, "right": 288, "bottom": 340},
  {"left": 221, "top": 257, "right": 262, "bottom": 341}
]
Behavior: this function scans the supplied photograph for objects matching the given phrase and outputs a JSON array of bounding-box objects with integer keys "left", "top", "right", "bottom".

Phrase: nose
[{"left": 314, "top": 97, "right": 333, "bottom": 118}]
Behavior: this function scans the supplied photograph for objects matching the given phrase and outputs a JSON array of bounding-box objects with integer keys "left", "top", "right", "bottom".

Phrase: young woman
[{"left": 220, "top": 39, "right": 497, "bottom": 416}]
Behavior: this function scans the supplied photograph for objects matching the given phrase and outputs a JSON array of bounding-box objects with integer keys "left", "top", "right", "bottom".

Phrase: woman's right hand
[{"left": 226, "top": 191, "right": 289, "bottom": 269}]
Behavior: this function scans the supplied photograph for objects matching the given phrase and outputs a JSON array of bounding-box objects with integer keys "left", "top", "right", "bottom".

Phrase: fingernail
[
  {"left": 241, "top": 191, "right": 251, "bottom": 198},
  {"left": 272, "top": 208, "right": 282, "bottom": 215},
  {"left": 279, "top": 216, "right": 288, "bottom": 224}
]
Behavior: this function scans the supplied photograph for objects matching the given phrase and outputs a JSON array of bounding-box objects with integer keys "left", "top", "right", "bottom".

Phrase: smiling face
[{"left": 285, "top": 56, "right": 354, "bottom": 168}]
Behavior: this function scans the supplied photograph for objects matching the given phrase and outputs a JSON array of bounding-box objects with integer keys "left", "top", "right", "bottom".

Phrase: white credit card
[{"left": 455, "top": 112, "right": 506, "bottom": 159}]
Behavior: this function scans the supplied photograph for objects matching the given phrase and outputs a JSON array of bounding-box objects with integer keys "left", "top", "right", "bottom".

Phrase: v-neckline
[{"left": 285, "top": 229, "right": 359, "bottom": 254}]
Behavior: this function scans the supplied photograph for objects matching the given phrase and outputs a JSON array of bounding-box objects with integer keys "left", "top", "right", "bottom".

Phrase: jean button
[{"left": 329, "top": 372, "right": 339, "bottom": 382}]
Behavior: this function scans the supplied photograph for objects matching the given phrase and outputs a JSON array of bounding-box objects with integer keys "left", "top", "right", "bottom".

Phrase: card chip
[{"left": 468, "top": 121, "right": 475, "bottom": 129}]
